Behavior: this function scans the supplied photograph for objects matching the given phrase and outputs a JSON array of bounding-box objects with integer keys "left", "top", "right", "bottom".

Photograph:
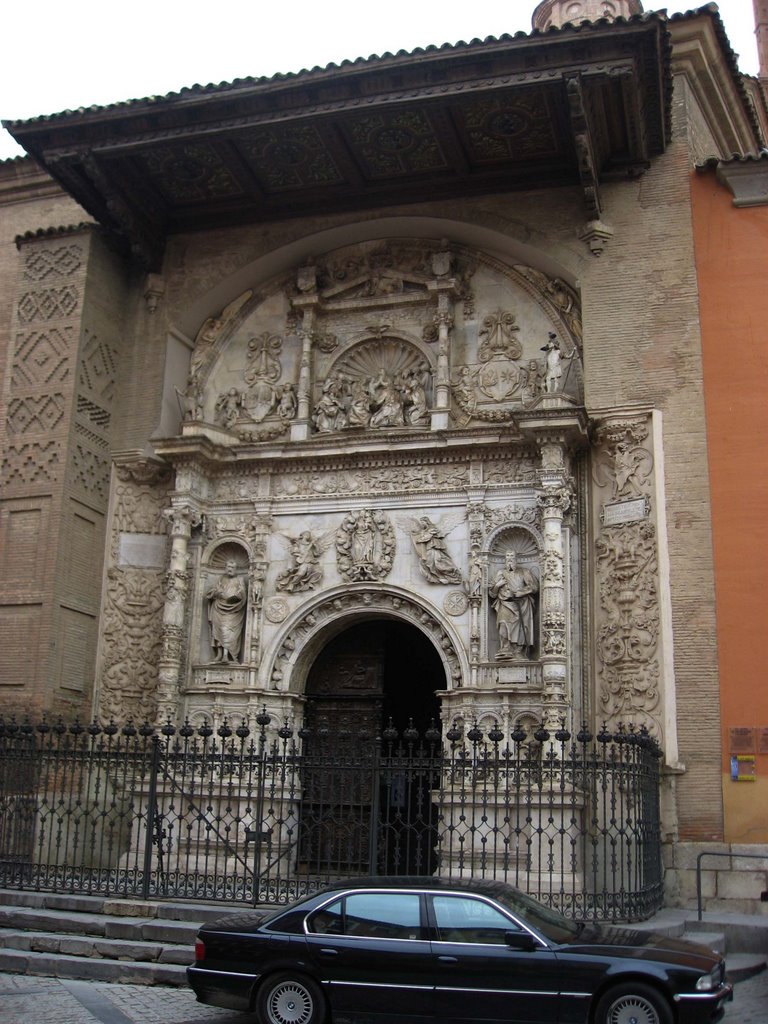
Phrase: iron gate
[{"left": 0, "top": 715, "right": 663, "bottom": 922}]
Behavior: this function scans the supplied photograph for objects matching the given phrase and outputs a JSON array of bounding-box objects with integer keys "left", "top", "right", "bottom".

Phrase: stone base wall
[{"left": 665, "top": 841, "right": 768, "bottom": 915}]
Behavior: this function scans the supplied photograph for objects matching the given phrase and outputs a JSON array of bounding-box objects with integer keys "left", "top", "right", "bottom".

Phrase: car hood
[{"left": 561, "top": 925, "right": 722, "bottom": 968}]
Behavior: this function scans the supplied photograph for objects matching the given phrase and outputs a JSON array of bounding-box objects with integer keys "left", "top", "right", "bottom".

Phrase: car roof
[{"left": 310, "top": 876, "right": 524, "bottom": 900}]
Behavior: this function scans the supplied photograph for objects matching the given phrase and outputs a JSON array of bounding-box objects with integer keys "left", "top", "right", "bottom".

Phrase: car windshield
[{"left": 489, "top": 886, "right": 583, "bottom": 943}]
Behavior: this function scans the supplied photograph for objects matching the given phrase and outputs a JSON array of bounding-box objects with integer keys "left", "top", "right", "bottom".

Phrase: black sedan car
[{"left": 188, "top": 877, "right": 732, "bottom": 1024}]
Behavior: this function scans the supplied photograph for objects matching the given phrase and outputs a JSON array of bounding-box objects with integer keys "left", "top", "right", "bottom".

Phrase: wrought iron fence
[{"left": 0, "top": 715, "right": 663, "bottom": 922}]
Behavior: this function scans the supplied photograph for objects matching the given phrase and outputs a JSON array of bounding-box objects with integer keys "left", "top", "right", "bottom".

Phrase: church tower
[{"left": 532, "top": 0, "right": 643, "bottom": 30}]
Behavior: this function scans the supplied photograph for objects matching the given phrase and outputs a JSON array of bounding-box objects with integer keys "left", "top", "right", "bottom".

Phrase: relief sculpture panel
[{"left": 592, "top": 417, "right": 663, "bottom": 741}]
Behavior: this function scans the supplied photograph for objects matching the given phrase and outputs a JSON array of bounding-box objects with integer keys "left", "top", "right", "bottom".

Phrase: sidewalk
[{"left": 0, "top": 968, "right": 765, "bottom": 1024}]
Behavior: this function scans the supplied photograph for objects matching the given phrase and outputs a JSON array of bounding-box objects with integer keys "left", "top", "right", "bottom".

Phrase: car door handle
[
  {"left": 437, "top": 956, "right": 459, "bottom": 963},
  {"left": 319, "top": 948, "right": 339, "bottom": 957}
]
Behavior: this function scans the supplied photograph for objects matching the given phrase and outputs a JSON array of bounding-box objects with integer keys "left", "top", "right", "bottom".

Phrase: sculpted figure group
[
  {"left": 202, "top": 535, "right": 539, "bottom": 667},
  {"left": 313, "top": 366, "right": 429, "bottom": 433}
]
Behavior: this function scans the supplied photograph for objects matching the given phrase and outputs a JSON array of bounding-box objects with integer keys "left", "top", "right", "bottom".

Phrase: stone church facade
[{"left": 1, "top": 1, "right": 767, "bottom": 905}]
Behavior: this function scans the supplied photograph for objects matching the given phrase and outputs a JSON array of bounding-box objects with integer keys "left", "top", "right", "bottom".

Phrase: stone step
[
  {"left": 0, "top": 904, "right": 200, "bottom": 944},
  {"left": 0, "top": 927, "right": 192, "bottom": 965},
  {"left": 0, "top": 887, "right": 233, "bottom": 923},
  {"left": 726, "top": 953, "right": 768, "bottom": 984},
  {"left": 680, "top": 930, "right": 726, "bottom": 954},
  {"left": 683, "top": 916, "right": 768, "bottom": 956},
  {"left": 0, "top": 947, "right": 188, "bottom": 985}
]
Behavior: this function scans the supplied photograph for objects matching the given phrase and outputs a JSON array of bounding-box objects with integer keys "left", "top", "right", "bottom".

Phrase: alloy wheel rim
[
  {"left": 268, "top": 981, "right": 314, "bottom": 1024},
  {"left": 606, "top": 994, "right": 659, "bottom": 1024}
]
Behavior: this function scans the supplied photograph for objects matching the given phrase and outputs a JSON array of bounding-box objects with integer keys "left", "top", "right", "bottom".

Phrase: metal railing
[{"left": 0, "top": 715, "right": 664, "bottom": 922}]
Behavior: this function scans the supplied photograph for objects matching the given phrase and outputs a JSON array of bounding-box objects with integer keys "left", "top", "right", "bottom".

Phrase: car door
[
  {"left": 304, "top": 890, "right": 434, "bottom": 1024},
  {"left": 428, "top": 893, "right": 561, "bottom": 1024}
]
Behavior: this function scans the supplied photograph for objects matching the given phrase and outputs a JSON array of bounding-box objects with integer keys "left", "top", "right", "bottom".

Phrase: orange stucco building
[{"left": 692, "top": 153, "right": 768, "bottom": 844}]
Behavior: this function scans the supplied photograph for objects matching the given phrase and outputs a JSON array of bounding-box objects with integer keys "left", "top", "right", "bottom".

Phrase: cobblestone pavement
[{"left": 0, "top": 969, "right": 765, "bottom": 1023}]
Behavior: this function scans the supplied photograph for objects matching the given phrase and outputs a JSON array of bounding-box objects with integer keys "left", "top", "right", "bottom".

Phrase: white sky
[{"left": 0, "top": 0, "right": 761, "bottom": 161}]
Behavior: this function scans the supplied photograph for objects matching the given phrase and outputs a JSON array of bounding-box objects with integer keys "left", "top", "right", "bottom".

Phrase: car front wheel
[
  {"left": 256, "top": 972, "right": 326, "bottom": 1024},
  {"left": 594, "top": 981, "right": 673, "bottom": 1024}
]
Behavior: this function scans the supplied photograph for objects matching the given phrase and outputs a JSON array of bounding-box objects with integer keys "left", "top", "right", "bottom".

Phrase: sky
[{"left": 0, "top": 0, "right": 761, "bottom": 161}]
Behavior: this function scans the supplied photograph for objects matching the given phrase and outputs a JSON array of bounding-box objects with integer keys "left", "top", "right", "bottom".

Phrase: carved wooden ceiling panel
[{"left": 8, "top": 17, "right": 670, "bottom": 268}]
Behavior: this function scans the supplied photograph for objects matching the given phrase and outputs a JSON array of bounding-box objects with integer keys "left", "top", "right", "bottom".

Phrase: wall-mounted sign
[
  {"left": 730, "top": 755, "right": 756, "bottom": 782},
  {"left": 601, "top": 497, "right": 650, "bottom": 527},
  {"left": 729, "top": 727, "right": 756, "bottom": 754}
]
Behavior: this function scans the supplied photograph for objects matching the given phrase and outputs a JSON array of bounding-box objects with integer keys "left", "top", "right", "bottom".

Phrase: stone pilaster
[
  {"left": 158, "top": 503, "right": 201, "bottom": 722},
  {"left": 537, "top": 438, "right": 573, "bottom": 730}
]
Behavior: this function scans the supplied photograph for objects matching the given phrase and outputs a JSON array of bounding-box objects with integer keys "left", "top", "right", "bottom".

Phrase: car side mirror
[{"left": 504, "top": 931, "right": 538, "bottom": 952}]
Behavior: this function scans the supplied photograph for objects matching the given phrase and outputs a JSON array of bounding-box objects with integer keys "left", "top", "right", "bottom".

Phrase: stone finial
[{"left": 532, "top": 0, "right": 643, "bottom": 31}]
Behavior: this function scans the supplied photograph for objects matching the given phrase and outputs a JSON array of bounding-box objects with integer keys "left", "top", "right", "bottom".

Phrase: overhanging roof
[{"left": 4, "top": 14, "right": 672, "bottom": 269}]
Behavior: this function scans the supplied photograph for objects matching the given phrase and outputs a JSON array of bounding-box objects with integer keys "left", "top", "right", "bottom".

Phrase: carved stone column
[
  {"left": 537, "top": 439, "right": 572, "bottom": 730},
  {"left": 247, "top": 512, "right": 273, "bottom": 672},
  {"left": 157, "top": 503, "right": 201, "bottom": 722},
  {"left": 291, "top": 266, "right": 319, "bottom": 440},
  {"left": 466, "top": 499, "right": 486, "bottom": 686},
  {"left": 431, "top": 299, "right": 453, "bottom": 430}
]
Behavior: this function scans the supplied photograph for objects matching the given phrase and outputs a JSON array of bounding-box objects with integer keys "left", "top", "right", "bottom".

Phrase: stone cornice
[{"left": 669, "top": 12, "right": 764, "bottom": 156}]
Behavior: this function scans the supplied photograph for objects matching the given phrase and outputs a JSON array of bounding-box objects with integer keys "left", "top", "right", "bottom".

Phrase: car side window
[
  {"left": 344, "top": 893, "right": 422, "bottom": 939},
  {"left": 309, "top": 893, "right": 422, "bottom": 939},
  {"left": 432, "top": 895, "right": 518, "bottom": 944},
  {"left": 309, "top": 898, "right": 344, "bottom": 935}
]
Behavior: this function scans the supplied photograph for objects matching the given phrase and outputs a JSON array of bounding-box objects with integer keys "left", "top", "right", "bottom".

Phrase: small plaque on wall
[
  {"left": 729, "top": 727, "right": 756, "bottom": 754},
  {"left": 730, "top": 755, "right": 756, "bottom": 782},
  {"left": 601, "top": 498, "right": 650, "bottom": 526}
]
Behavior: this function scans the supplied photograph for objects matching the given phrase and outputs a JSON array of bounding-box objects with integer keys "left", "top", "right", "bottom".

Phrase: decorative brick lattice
[
  {"left": 12, "top": 328, "right": 71, "bottom": 389},
  {"left": 2, "top": 441, "right": 60, "bottom": 484},
  {"left": 7, "top": 394, "right": 66, "bottom": 435},
  {"left": 79, "top": 333, "right": 117, "bottom": 402},
  {"left": 23, "top": 244, "right": 83, "bottom": 281},
  {"left": 17, "top": 286, "right": 79, "bottom": 322},
  {"left": 72, "top": 442, "right": 110, "bottom": 502},
  {"left": 77, "top": 396, "right": 111, "bottom": 431}
]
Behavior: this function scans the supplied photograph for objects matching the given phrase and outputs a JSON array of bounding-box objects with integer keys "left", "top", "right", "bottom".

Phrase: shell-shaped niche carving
[{"left": 313, "top": 338, "right": 432, "bottom": 433}]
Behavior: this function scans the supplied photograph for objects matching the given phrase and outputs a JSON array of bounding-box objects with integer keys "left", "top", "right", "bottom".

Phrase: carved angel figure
[
  {"left": 403, "top": 514, "right": 464, "bottom": 585},
  {"left": 275, "top": 530, "right": 332, "bottom": 593},
  {"left": 611, "top": 442, "right": 652, "bottom": 500}
]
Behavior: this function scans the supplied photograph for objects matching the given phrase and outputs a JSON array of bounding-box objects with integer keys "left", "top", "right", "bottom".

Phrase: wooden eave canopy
[{"left": 5, "top": 15, "right": 671, "bottom": 270}]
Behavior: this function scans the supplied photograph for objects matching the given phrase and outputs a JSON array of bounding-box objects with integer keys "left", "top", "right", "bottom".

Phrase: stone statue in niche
[
  {"left": 206, "top": 560, "right": 248, "bottom": 663},
  {"left": 489, "top": 551, "right": 539, "bottom": 660},
  {"left": 402, "top": 514, "right": 464, "bottom": 585},
  {"left": 540, "top": 333, "right": 573, "bottom": 394},
  {"left": 275, "top": 530, "right": 333, "bottom": 593}
]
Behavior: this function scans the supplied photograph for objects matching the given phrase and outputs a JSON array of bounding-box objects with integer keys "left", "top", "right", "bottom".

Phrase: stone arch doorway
[{"left": 301, "top": 619, "right": 446, "bottom": 877}]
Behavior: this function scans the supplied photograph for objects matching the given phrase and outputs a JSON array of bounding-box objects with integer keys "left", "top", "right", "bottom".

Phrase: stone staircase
[
  {"left": 0, "top": 890, "right": 224, "bottom": 985},
  {"left": 0, "top": 889, "right": 765, "bottom": 986}
]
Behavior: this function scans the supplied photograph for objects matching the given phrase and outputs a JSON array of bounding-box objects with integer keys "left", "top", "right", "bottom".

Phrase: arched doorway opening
[{"left": 301, "top": 619, "right": 446, "bottom": 877}]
